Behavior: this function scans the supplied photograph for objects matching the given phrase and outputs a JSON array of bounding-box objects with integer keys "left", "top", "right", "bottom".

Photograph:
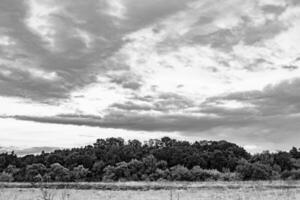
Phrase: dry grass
[{"left": 0, "top": 181, "right": 299, "bottom": 200}]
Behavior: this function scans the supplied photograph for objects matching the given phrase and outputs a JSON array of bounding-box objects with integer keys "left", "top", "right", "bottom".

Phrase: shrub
[
  {"left": 71, "top": 165, "right": 90, "bottom": 181},
  {"left": 102, "top": 165, "right": 116, "bottom": 182},
  {"left": 149, "top": 169, "right": 170, "bottom": 181},
  {"left": 25, "top": 163, "right": 47, "bottom": 182},
  {"left": 191, "top": 166, "right": 222, "bottom": 181},
  {"left": 0, "top": 172, "right": 14, "bottom": 182},
  {"left": 49, "top": 163, "right": 71, "bottom": 182},
  {"left": 170, "top": 165, "right": 192, "bottom": 181},
  {"left": 92, "top": 161, "right": 106, "bottom": 176},
  {"left": 281, "top": 169, "right": 300, "bottom": 180},
  {"left": 236, "top": 161, "right": 273, "bottom": 180},
  {"left": 219, "top": 172, "right": 241, "bottom": 181}
]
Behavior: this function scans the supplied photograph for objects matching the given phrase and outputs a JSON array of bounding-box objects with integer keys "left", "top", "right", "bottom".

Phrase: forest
[{"left": 0, "top": 137, "right": 300, "bottom": 182}]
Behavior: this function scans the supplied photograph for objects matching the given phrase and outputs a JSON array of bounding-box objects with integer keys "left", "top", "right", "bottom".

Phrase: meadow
[{"left": 0, "top": 181, "right": 299, "bottom": 200}]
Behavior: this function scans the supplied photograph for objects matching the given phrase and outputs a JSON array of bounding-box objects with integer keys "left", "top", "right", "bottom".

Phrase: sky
[{"left": 1, "top": 0, "right": 300, "bottom": 154}]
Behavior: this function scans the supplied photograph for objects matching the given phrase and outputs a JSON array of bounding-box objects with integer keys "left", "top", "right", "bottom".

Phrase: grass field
[{"left": 0, "top": 181, "right": 299, "bottom": 200}]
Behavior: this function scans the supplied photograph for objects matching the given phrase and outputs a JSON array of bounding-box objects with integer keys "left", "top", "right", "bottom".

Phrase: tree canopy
[{"left": 0, "top": 137, "right": 299, "bottom": 182}]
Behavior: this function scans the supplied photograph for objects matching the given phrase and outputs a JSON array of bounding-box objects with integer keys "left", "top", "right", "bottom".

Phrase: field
[{"left": 0, "top": 181, "right": 299, "bottom": 200}]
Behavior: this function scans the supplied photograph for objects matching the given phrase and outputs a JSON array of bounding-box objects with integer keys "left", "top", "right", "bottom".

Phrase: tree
[
  {"left": 102, "top": 165, "right": 116, "bottom": 181},
  {"left": 209, "top": 150, "right": 228, "bottom": 171},
  {"left": 0, "top": 137, "right": 298, "bottom": 182},
  {"left": 236, "top": 160, "right": 273, "bottom": 180},
  {"left": 4, "top": 165, "right": 25, "bottom": 182},
  {"left": 170, "top": 165, "right": 192, "bottom": 181},
  {"left": 72, "top": 165, "right": 90, "bottom": 181},
  {"left": 25, "top": 163, "right": 47, "bottom": 182},
  {"left": 0, "top": 172, "right": 14, "bottom": 182},
  {"left": 290, "top": 147, "right": 300, "bottom": 159},
  {"left": 274, "top": 152, "right": 293, "bottom": 171},
  {"left": 126, "top": 159, "right": 144, "bottom": 181},
  {"left": 190, "top": 166, "right": 222, "bottom": 181},
  {"left": 46, "top": 154, "right": 64, "bottom": 166},
  {"left": 92, "top": 160, "right": 106, "bottom": 179},
  {"left": 142, "top": 155, "right": 157, "bottom": 175},
  {"left": 49, "top": 163, "right": 71, "bottom": 182},
  {"left": 184, "top": 154, "right": 207, "bottom": 169}
]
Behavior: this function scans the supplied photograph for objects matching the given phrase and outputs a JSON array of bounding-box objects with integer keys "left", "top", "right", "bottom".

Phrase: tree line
[{"left": 0, "top": 137, "right": 300, "bottom": 182}]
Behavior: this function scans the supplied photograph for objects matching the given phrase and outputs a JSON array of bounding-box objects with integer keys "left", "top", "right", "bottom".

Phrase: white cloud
[
  {"left": 102, "top": 0, "right": 127, "bottom": 20},
  {"left": 25, "top": 0, "right": 61, "bottom": 50},
  {"left": 74, "top": 29, "right": 94, "bottom": 49},
  {"left": 0, "top": 35, "right": 15, "bottom": 46},
  {"left": 0, "top": 97, "right": 66, "bottom": 116}
]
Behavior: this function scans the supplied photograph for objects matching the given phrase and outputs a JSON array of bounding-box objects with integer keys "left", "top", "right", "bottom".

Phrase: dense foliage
[{"left": 0, "top": 137, "right": 299, "bottom": 182}]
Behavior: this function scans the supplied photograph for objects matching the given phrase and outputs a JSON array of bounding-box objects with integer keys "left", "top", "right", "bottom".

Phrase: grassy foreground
[
  {"left": 1, "top": 181, "right": 300, "bottom": 190},
  {"left": 0, "top": 181, "right": 300, "bottom": 200}
]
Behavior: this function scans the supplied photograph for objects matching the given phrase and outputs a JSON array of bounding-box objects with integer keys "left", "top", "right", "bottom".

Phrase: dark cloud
[
  {"left": 216, "top": 78, "right": 300, "bottom": 116},
  {"left": 282, "top": 65, "right": 298, "bottom": 71},
  {"left": 0, "top": 0, "right": 123, "bottom": 101},
  {"left": 0, "top": 0, "right": 194, "bottom": 102},
  {"left": 7, "top": 112, "right": 252, "bottom": 133},
  {"left": 5, "top": 110, "right": 300, "bottom": 150},
  {"left": 191, "top": 29, "right": 241, "bottom": 50},
  {"left": 110, "top": 93, "right": 195, "bottom": 112},
  {"left": 183, "top": 1, "right": 289, "bottom": 52},
  {"left": 287, "top": 0, "right": 300, "bottom": 6},
  {"left": 0, "top": 64, "right": 69, "bottom": 100},
  {"left": 2, "top": 0, "right": 300, "bottom": 151},
  {"left": 190, "top": 19, "right": 287, "bottom": 51},
  {"left": 262, "top": 5, "right": 286, "bottom": 15},
  {"left": 243, "top": 20, "right": 287, "bottom": 45},
  {"left": 10, "top": 76, "right": 300, "bottom": 133},
  {"left": 5, "top": 78, "right": 300, "bottom": 149},
  {"left": 111, "top": 102, "right": 153, "bottom": 111},
  {"left": 123, "top": 0, "right": 196, "bottom": 28}
]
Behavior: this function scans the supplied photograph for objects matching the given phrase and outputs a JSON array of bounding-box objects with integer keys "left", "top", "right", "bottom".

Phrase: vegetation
[
  {"left": 0, "top": 182, "right": 300, "bottom": 200},
  {"left": 0, "top": 137, "right": 299, "bottom": 182}
]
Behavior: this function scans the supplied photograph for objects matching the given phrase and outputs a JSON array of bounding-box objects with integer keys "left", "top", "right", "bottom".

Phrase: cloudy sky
[{"left": 1, "top": 0, "right": 300, "bottom": 153}]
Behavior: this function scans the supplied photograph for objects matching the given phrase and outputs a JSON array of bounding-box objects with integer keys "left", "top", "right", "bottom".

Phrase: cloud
[
  {"left": 0, "top": 0, "right": 119, "bottom": 101},
  {"left": 0, "top": 64, "right": 69, "bottom": 100},
  {"left": 1, "top": 0, "right": 298, "bottom": 103},
  {"left": 2, "top": 0, "right": 300, "bottom": 151},
  {"left": 6, "top": 113, "right": 241, "bottom": 133},
  {"left": 107, "top": 71, "right": 143, "bottom": 90},
  {"left": 0, "top": 146, "right": 59, "bottom": 156},
  {"left": 0, "top": 0, "right": 195, "bottom": 102},
  {"left": 123, "top": 0, "right": 196, "bottom": 27},
  {"left": 262, "top": 5, "right": 286, "bottom": 15},
  {"left": 5, "top": 77, "right": 300, "bottom": 151},
  {"left": 214, "top": 78, "right": 300, "bottom": 116}
]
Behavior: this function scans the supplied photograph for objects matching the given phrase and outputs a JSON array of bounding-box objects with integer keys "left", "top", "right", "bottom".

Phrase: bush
[
  {"left": 72, "top": 165, "right": 90, "bottom": 181},
  {"left": 49, "top": 163, "right": 71, "bottom": 182},
  {"left": 102, "top": 165, "right": 116, "bottom": 182},
  {"left": 191, "top": 166, "right": 222, "bottom": 181},
  {"left": 170, "top": 165, "right": 192, "bottom": 181},
  {"left": 281, "top": 169, "right": 300, "bottom": 180},
  {"left": 25, "top": 163, "right": 47, "bottom": 182},
  {"left": 236, "top": 161, "right": 273, "bottom": 180},
  {"left": 0, "top": 172, "right": 14, "bottom": 182},
  {"left": 149, "top": 169, "right": 170, "bottom": 181},
  {"left": 92, "top": 161, "right": 106, "bottom": 177},
  {"left": 219, "top": 172, "right": 241, "bottom": 181}
]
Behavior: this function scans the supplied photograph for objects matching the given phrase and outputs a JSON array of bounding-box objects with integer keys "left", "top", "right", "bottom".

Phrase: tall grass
[{"left": 0, "top": 182, "right": 299, "bottom": 200}]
